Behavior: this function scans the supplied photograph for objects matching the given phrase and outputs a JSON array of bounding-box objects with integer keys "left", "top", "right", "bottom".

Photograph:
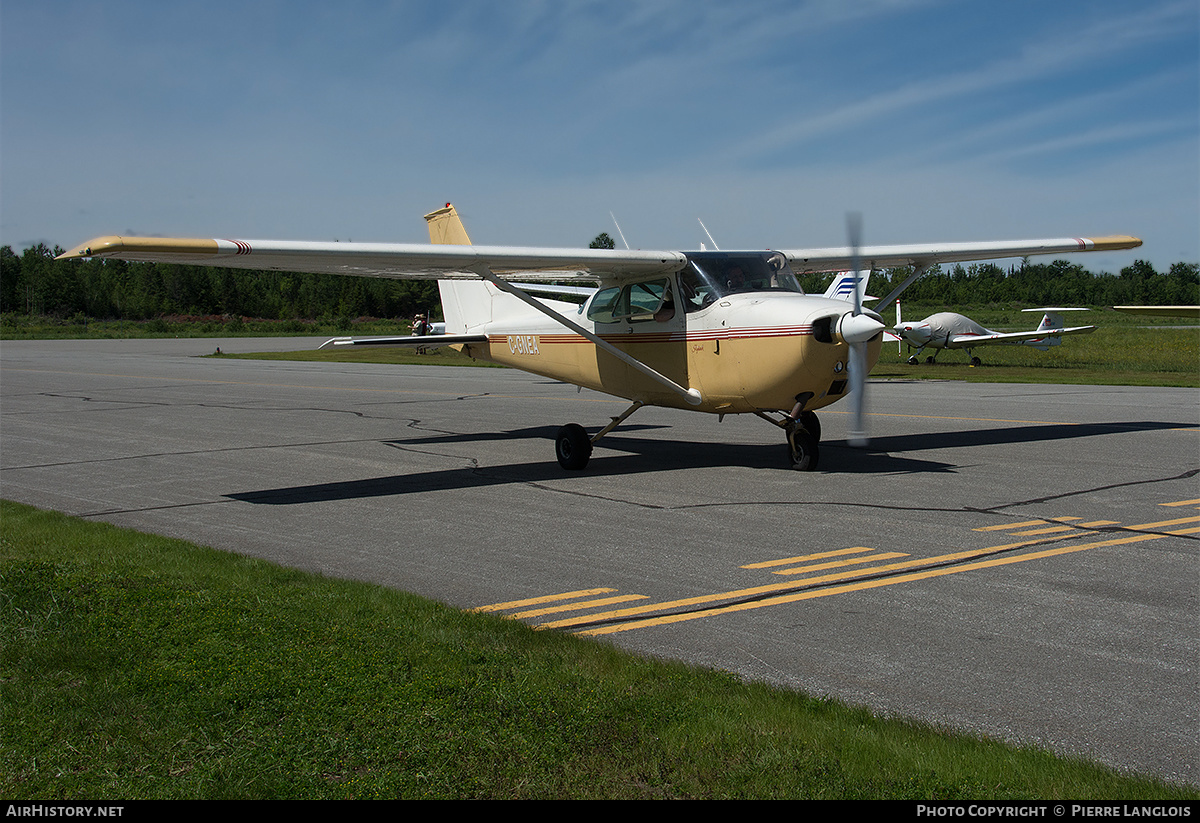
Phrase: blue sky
[{"left": 2, "top": 0, "right": 1196, "bottom": 273}]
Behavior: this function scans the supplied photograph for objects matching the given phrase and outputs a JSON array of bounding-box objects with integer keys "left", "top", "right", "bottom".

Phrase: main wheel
[
  {"left": 555, "top": 423, "right": 592, "bottom": 470},
  {"left": 787, "top": 427, "right": 819, "bottom": 471}
]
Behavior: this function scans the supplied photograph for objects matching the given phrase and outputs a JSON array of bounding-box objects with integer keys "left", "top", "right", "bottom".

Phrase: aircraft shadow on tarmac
[{"left": 223, "top": 420, "right": 1187, "bottom": 506}]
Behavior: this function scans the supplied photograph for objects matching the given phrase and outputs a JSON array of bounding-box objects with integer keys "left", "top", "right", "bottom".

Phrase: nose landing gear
[{"left": 757, "top": 407, "right": 821, "bottom": 471}]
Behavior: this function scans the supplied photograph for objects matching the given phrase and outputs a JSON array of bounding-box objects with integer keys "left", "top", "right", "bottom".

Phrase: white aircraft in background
[
  {"left": 58, "top": 205, "right": 1140, "bottom": 471},
  {"left": 889, "top": 304, "right": 1096, "bottom": 365}
]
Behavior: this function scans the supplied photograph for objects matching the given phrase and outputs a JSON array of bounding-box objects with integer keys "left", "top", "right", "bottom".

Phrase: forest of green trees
[
  {"left": 1, "top": 241, "right": 1196, "bottom": 324},
  {"left": 0, "top": 243, "right": 440, "bottom": 323}
]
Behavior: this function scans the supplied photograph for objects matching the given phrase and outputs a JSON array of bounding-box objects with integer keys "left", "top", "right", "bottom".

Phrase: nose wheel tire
[
  {"left": 787, "top": 427, "right": 819, "bottom": 471},
  {"left": 797, "top": 410, "right": 821, "bottom": 444},
  {"left": 555, "top": 423, "right": 593, "bottom": 470}
]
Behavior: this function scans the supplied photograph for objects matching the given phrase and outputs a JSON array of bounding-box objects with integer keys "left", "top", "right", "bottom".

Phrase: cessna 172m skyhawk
[{"left": 58, "top": 206, "right": 1141, "bottom": 471}]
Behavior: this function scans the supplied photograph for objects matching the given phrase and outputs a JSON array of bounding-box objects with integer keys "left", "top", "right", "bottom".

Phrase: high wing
[
  {"left": 57, "top": 234, "right": 1142, "bottom": 283},
  {"left": 56, "top": 236, "right": 683, "bottom": 282},
  {"left": 1112, "top": 305, "right": 1200, "bottom": 318},
  {"left": 781, "top": 236, "right": 1142, "bottom": 274}
]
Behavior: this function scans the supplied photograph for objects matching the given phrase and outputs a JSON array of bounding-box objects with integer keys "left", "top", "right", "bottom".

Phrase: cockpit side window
[
  {"left": 586, "top": 278, "right": 672, "bottom": 323},
  {"left": 679, "top": 265, "right": 717, "bottom": 313}
]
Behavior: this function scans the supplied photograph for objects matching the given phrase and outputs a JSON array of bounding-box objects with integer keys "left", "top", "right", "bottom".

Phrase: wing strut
[
  {"left": 472, "top": 265, "right": 703, "bottom": 407},
  {"left": 874, "top": 263, "right": 930, "bottom": 314}
]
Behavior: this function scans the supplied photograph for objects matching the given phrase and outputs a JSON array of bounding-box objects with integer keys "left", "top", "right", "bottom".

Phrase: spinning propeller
[{"left": 839, "top": 212, "right": 881, "bottom": 448}]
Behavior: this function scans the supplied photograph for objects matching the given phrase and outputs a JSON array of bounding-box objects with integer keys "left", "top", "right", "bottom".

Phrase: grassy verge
[
  {"left": 224, "top": 323, "right": 1200, "bottom": 387},
  {"left": 872, "top": 314, "right": 1198, "bottom": 387},
  {"left": 4, "top": 307, "right": 1197, "bottom": 386},
  {"left": 2, "top": 500, "right": 1194, "bottom": 800}
]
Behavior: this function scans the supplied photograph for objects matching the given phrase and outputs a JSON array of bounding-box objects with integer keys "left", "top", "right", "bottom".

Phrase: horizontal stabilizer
[{"left": 318, "top": 334, "right": 487, "bottom": 349}]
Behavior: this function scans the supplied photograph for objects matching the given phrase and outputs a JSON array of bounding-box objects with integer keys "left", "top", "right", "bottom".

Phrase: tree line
[
  {"left": 2, "top": 241, "right": 1196, "bottom": 323},
  {"left": 850, "top": 259, "right": 1199, "bottom": 308},
  {"left": 1, "top": 244, "right": 440, "bottom": 322}
]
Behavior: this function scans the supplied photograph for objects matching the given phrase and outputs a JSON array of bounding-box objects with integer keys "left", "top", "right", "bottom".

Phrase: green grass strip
[
  {"left": 2, "top": 500, "right": 1195, "bottom": 799},
  {"left": 221, "top": 321, "right": 1199, "bottom": 387}
]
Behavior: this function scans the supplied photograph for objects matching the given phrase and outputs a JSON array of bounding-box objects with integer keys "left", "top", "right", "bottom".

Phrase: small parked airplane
[
  {"left": 58, "top": 206, "right": 1140, "bottom": 470},
  {"left": 890, "top": 304, "right": 1096, "bottom": 365}
]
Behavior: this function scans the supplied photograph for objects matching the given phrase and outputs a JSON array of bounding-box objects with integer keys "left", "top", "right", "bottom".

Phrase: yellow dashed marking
[
  {"left": 472, "top": 588, "right": 617, "bottom": 613},
  {"left": 478, "top": 501, "right": 1195, "bottom": 635}
]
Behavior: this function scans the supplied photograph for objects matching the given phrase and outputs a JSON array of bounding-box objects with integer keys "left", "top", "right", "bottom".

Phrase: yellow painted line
[
  {"left": 1127, "top": 515, "right": 1200, "bottom": 531},
  {"left": 1160, "top": 499, "right": 1200, "bottom": 507},
  {"left": 511, "top": 594, "right": 649, "bottom": 619},
  {"left": 742, "top": 548, "right": 873, "bottom": 569},
  {"left": 1167, "top": 526, "right": 1200, "bottom": 535},
  {"left": 772, "top": 552, "right": 909, "bottom": 575},
  {"left": 540, "top": 533, "right": 1089, "bottom": 631},
  {"left": 974, "top": 518, "right": 1078, "bottom": 532},
  {"left": 536, "top": 515, "right": 1195, "bottom": 634},
  {"left": 577, "top": 532, "right": 1169, "bottom": 636},
  {"left": 471, "top": 588, "right": 617, "bottom": 613}
]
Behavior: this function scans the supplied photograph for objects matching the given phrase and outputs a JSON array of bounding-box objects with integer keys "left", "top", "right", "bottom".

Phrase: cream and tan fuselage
[{"left": 452, "top": 289, "right": 881, "bottom": 415}]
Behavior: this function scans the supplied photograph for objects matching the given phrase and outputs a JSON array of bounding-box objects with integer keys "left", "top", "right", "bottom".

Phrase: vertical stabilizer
[
  {"left": 424, "top": 203, "right": 473, "bottom": 245},
  {"left": 424, "top": 203, "right": 499, "bottom": 334},
  {"left": 824, "top": 270, "right": 871, "bottom": 303}
]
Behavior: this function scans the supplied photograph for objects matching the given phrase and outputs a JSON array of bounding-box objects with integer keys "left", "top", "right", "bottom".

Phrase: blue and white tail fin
[{"left": 823, "top": 270, "right": 872, "bottom": 304}]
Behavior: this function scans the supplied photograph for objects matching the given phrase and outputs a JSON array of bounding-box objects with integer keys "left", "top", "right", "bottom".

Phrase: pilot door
[{"left": 585, "top": 276, "right": 689, "bottom": 404}]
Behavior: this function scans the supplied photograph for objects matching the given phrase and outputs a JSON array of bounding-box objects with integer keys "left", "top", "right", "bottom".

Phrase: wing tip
[
  {"left": 56, "top": 235, "right": 124, "bottom": 260},
  {"left": 1086, "top": 235, "right": 1143, "bottom": 251},
  {"left": 55, "top": 236, "right": 221, "bottom": 260}
]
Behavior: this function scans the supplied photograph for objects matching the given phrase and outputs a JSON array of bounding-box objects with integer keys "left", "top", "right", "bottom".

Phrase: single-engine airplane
[
  {"left": 57, "top": 205, "right": 1141, "bottom": 471},
  {"left": 890, "top": 304, "right": 1096, "bottom": 365}
]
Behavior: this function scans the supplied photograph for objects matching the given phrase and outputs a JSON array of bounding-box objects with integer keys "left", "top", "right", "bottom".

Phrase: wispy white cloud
[
  {"left": 720, "top": 0, "right": 1197, "bottom": 166},
  {"left": 1, "top": 0, "right": 1194, "bottom": 268}
]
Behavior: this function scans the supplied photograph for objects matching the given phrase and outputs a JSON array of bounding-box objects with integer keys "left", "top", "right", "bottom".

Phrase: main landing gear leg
[{"left": 555, "top": 401, "right": 643, "bottom": 471}]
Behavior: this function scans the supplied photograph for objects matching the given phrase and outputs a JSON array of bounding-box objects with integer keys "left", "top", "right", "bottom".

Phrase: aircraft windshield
[{"left": 679, "top": 252, "right": 803, "bottom": 312}]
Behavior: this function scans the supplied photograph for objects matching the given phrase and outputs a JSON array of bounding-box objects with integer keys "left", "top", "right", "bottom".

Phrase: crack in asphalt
[{"left": 502, "top": 465, "right": 1199, "bottom": 535}]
